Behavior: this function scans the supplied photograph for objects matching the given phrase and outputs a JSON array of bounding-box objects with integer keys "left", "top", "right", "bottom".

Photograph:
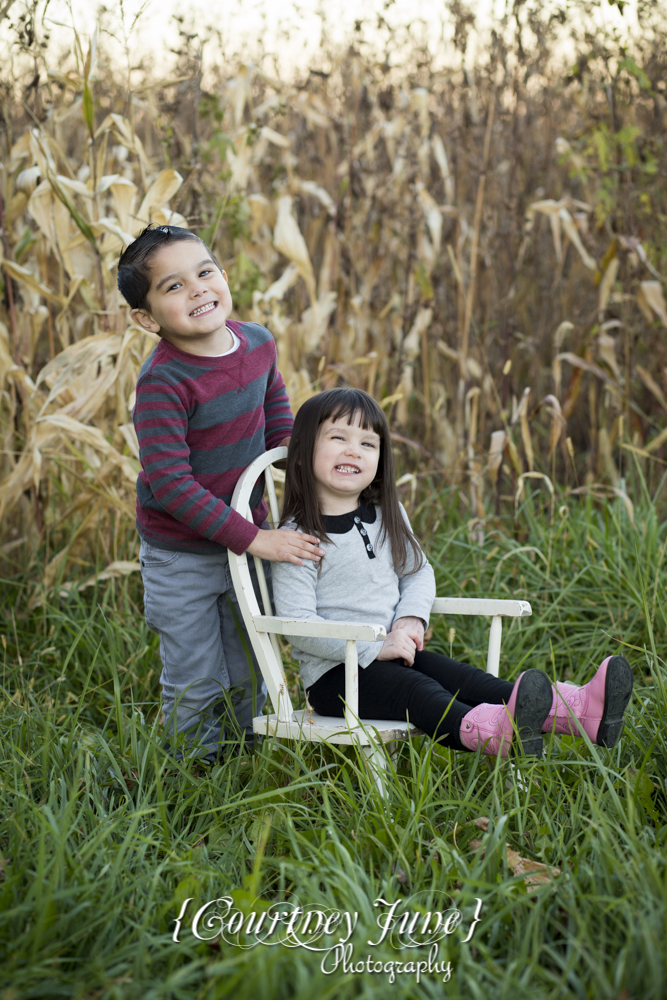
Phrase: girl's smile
[{"left": 313, "top": 414, "right": 380, "bottom": 515}]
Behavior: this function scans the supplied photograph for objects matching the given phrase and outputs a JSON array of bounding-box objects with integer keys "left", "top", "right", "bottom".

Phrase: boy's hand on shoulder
[
  {"left": 377, "top": 629, "right": 417, "bottom": 666},
  {"left": 390, "top": 616, "right": 425, "bottom": 651},
  {"left": 247, "top": 528, "right": 324, "bottom": 565}
]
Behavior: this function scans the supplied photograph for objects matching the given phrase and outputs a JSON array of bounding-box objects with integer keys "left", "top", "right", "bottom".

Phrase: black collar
[{"left": 322, "top": 502, "right": 377, "bottom": 534}]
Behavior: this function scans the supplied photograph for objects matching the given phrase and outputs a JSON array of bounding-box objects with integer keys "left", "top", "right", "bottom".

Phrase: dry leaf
[
  {"left": 598, "top": 427, "right": 620, "bottom": 487},
  {"left": 297, "top": 180, "right": 336, "bottom": 217},
  {"left": 118, "top": 423, "right": 140, "bottom": 460},
  {"left": 515, "top": 471, "right": 554, "bottom": 510},
  {"left": 644, "top": 425, "right": 667, "bottom": 452},
  {"left": 16, "top": 165, "right": 42, "bottom": 194},
  {"left": 636, "top": 365, "right": 667, "bottom": 412},
  {"left": 637, "top": 281, "right": 667, "bottom": 327},
  {"left": 135, "top": 169, "right": 184, "bottom": 231},
  {"left": 0, "top": 323, "right": 18, "bottom": 388},
  {"left": 273, "top": 196, "right": 316, "bottom": 303},
  {"left": 402, "top": 308, "right": 433, "bottom": 361},
  {"left": 300, "top": 292, "right": 337, "bottom": 354},
  {"left": 528, "top": 199, "right": 596, "bottom": 269},
  {"left": 93, "top": 217, "right": 136, "bottom": 248},
  {"left": 598, "top": 333, "right": 621, "bottom": 380},
  {"left": 1, "top": 259, "right": 64, "bottom": 305},
  {"left": 95, "top": 113, "right": 150, "bottom": 168},
  {"left": 553, "top": 321, "right": 573, "bottom": 398},
  {"left": 416, "top": 183, "right": 443, "bottom": 259},
  {"left": 37, "top": 414, "right": 137, "bottom": 482},
  {"left": 104, "top": 175, "right": 137, "bottom": 234},
  {"left": 9, "top": 129, "right": 32, "bottom": 170},
  {"left": 36, "top": 332, "right": 124, "bottom": 393},
  {"left": 506, "top": 848, "right": 560, "bottom": 889},
  {"left": 555, "top": 352, "right": 621, "bottom": 393},
  {"left": 295, "top": 90, "right": 330, "bottom": 129},
  {"left": 379, "top": 392, "right": 403, "bottom": 409},
  {"left": 598, "top": 257, "right": 620, "bottom": 315},
  {"left": 391, "top": 863, "right": 409, "bottom": 886},
  {"left": 260, "top": 126, "right": 290, "bottom": 149},
  {"left": 559, "top": 207, "right": 596, "bottom": 270},
  {"left": 487, "top": 430, "right": 507, "bottom": 486},
  {"left": 57, "top": 175, "right": 93, "bottom": 199},
  {"left": 431, "top": 134, "right": 454, "bottom": 204},
  {"left": 228, "top": 64, "right": 254, "bottom": 128},
  {"left": 56, "top": 560, "right": 141, "bottom": 596},
  {"left": 227, "top": 132, "right": 253, "bottom": 192},
  {"left": 536, "top": 393, "right": 566, "bottom": 457},
  {"left": 257, "top": 264, "right": 300, "bottom": 304},
  {"left": 247, "top": 193, "right": 274, "bottom": 237},
  {"left": 151, "top": 208, "right": 188, "bottom": 229},
  {"left": 528, "top": 199, "right": 563, "bottom": 260}
]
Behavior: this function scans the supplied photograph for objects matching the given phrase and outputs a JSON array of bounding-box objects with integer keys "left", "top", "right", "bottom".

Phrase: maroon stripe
[
  {"left": 186, "top": 411, "right": 264, "bottom": 449},
  {"left": 191, "top": 468, "right": 253, "bottom": 493},
  {"left": 162, "top": 341, "right": 277, "bottom": 400}
]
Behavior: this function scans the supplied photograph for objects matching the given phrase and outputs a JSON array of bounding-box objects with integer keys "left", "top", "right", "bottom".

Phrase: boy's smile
[
  {"left": 131, "top": 239, "right": 234, "bottom": 356},
  {"left": 313, "top": 415, "right": 381, "bottom": 515}
]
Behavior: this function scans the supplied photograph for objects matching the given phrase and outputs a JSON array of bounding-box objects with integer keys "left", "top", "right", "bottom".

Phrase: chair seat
[{"left": 253, "top": 709, "right": 422, "bottom": 745}]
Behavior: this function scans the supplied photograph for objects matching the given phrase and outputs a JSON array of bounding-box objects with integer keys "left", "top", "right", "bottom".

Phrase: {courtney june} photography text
[{"left": 170, "top": 893, "right": 482, "bottom": 983}]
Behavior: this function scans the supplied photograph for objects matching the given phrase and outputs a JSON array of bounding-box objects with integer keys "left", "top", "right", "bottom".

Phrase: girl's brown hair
[{"left": 280, "top": 387, "right": 424, "bottom": 574}]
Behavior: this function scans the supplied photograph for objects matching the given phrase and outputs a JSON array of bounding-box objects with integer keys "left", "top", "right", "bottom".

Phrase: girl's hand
[
  {"left": 377, "top": 630, "right": 417, "bottom": 666},
  {"left": 390, "top": 616, "right": 425, "bottom": 651},
  {"left": 247, "top": 529, "right": 324, "bottom": 565}
]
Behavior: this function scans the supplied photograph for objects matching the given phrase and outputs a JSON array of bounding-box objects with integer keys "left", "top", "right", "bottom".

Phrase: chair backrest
[{"left": 228, "top": 447, "right": 295, "bottom": 723}]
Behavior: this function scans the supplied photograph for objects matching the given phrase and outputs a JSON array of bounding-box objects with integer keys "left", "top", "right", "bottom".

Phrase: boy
[{"left": 118, "top": 225, "right": 323, "bottom": 762}]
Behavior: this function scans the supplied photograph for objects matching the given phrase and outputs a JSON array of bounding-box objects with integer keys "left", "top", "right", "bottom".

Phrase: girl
[{"left": 272, "top": 388, "right": 633, "bottom": 757}]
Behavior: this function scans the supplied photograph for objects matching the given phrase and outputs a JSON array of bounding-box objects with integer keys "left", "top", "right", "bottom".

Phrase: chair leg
[
  {"left": 362, "top": 741, "right": 389, "bottom": 798},
  {"left": 486, "top": 615, "right": 502, "bottom": 676}
]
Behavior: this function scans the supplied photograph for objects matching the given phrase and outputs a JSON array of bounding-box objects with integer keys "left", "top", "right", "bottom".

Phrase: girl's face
[{"left": 312, "top": 412, "right": 381, "bottom": 515}]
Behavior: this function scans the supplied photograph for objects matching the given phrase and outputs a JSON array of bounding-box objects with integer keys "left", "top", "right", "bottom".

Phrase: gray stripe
[
  {"left": 189, "top": 496, "right": 228, "bottom": 530},
  {"left": 135, "top": 406, "right": 187, "bottom": 421},
  {"left": 187, "top": 374, "right": 268, "bottom": 429},
  {"left": 136, "top": 427, "right": 188, "bottom": 444},
  {"left": 142, "top": 453, "right": 191, "bottom": 473},
  {"left": 186, "top": 428, "right": 264, "bottom": 474}
]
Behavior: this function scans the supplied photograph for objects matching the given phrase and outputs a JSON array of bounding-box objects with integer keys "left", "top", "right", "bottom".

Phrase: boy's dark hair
[
  {"left": 280, "top": 387, "right": 424, "bottom": 575},
  {"left": 117, "top": 225, "right": 221, "bottom": 311}
]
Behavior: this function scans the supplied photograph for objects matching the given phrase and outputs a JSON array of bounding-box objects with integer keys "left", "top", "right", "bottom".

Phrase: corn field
[{"left": 1, "top": 0, "right": 667, "bottom": 596}]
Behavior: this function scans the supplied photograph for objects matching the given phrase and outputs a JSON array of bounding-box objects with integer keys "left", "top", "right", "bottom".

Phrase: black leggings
[{"left": 307, "top": 650, "right": 515, "bottom": 752}]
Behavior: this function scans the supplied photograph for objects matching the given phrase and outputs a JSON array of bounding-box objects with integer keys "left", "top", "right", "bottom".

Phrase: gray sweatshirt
[{"left": 272, "top": 503, "right": 436, "bottom": 689}]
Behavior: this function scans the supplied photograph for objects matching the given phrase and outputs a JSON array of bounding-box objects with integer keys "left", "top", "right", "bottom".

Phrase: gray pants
[{"left": 139, "top": 540, "right": 267, "bottom": 759}]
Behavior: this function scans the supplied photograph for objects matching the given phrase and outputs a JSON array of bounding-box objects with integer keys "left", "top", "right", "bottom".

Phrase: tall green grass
[{"left": 1, "top": 489, "right": 666, "bottom": 998}]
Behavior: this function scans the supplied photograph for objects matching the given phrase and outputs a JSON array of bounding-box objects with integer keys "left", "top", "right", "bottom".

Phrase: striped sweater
[{"left": 133, "top": 320, "right": 293, "bottom": 555}]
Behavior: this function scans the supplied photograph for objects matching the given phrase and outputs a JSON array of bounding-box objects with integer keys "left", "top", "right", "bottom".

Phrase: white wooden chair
[{"left": 228, "top": 447, "right": 532, "bottom": 795}]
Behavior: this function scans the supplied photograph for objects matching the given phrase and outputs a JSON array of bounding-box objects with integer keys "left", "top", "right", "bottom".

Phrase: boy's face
[{"left": 131, "top": 239, "right": 233, "bottom": 354}]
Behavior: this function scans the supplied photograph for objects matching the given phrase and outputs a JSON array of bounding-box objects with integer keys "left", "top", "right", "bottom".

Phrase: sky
[{"left": 31, "top": 0, "right": 640, "bottom": 78}]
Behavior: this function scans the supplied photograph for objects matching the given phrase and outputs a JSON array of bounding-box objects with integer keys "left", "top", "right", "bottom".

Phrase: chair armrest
[
  {"left": 431, "top": 598, "right": 532, "bottom": 617},
  {"left": 252, "top": 615, "right": 386, "bottom": 642}
]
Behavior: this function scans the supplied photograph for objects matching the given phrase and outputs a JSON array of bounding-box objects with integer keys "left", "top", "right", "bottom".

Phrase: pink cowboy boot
[
  {"left": 459, "top": 669, "right": 553, "bottom": 758},
  {"left": 543, "top": 655, "right": 633, "bottom": 747}
]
